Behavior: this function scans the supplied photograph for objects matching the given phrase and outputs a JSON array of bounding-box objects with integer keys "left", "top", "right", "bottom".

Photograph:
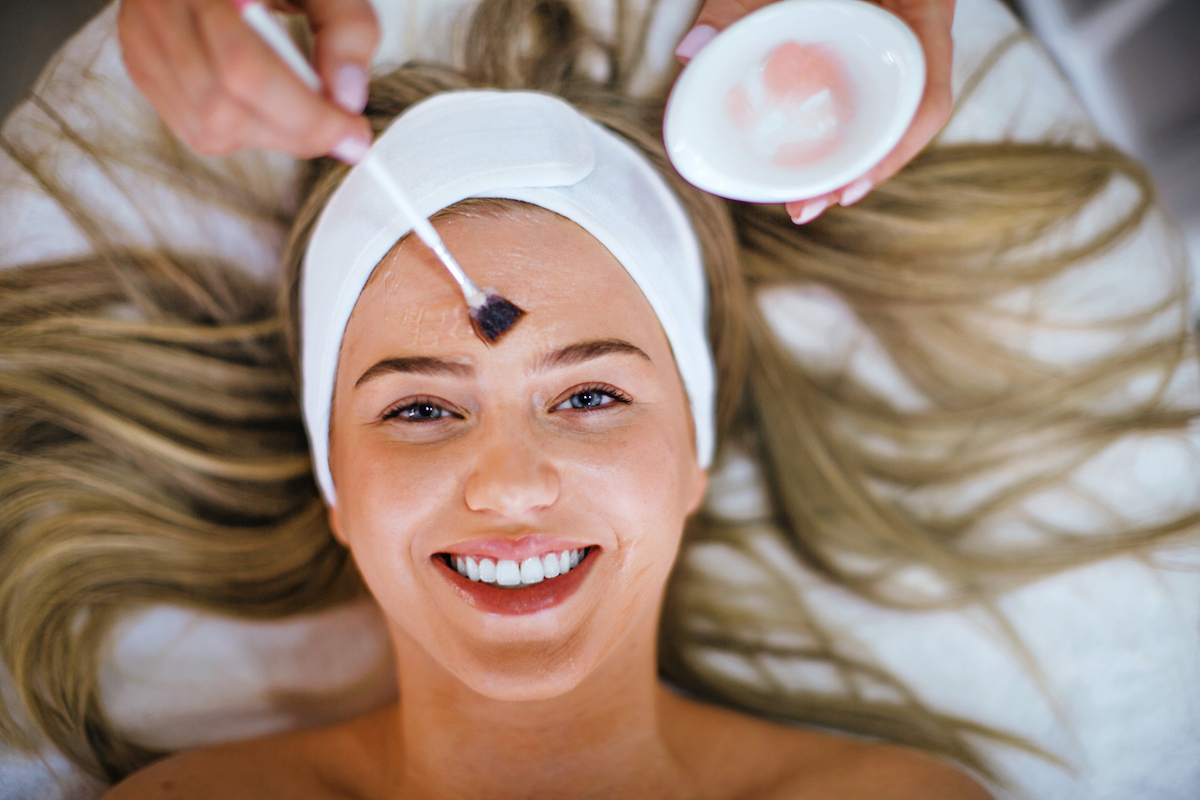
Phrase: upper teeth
[{"left": 454, "top": 549, "right": 585, "bottom": 587}]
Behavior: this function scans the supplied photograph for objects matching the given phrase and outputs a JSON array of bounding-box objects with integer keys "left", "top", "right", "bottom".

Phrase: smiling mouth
[
  {"left": 433, "top": 546, "right": 598, "bottom": 615},
  {"left": 438, "top": 548, "right": 593, "bottom": 588}
]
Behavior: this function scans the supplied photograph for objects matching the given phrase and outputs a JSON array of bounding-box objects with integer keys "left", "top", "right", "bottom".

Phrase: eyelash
[
  {"left": 380, "top": 385, "right": 631, "bottom": 423},
  {"left": 381, "top": 396, "right": 460, "bottom": 422},
  {"left": 552, "top": 383, "right": 632, "bottom": 412}
]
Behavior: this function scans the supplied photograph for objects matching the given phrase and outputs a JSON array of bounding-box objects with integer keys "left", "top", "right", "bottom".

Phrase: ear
[{"left": 327, "top": 503, "right": 348, "bottom": 546}]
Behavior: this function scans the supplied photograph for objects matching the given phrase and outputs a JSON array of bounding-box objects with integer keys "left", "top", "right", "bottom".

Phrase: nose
[{"left": 463, "top": 421, "right": 560, "bottom": 518}]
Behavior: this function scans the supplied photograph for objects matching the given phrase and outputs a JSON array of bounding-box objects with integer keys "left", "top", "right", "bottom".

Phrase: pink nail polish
[
  {"left": 791, "top": 198, "right": 829, "bottom": 224},
  {"left": 333, "top": 64, "right": 369, "bottom": 115},
  {"left": 331, "top": 134, "right": 370, "bottom": 164},
  {"left": 675, "top": 25, "right": 718, "bottom": 61},
  {"left": 839, "top": 178, "right": 873, "bottom": 207}
]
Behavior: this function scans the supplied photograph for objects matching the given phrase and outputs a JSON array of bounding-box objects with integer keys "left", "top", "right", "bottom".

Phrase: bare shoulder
[
  {"left": 101, "top": 709, "right": 392, "bottom": 800},
  {"left": 101, "top": 736, "right": 320, "bottom": 800},
  {"left": 784, "top": 738, "right": 994, "bottom": 800},
  {"left": 661, "top": 691, "right": 991, "bottom": 800},
  {"left": 764, "top": 724, "right": 993, "bottom": 800}
]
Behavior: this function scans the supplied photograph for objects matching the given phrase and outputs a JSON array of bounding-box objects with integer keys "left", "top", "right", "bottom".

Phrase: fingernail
[
  {"left": 675, "top": 25, "right": 718, "bottom": 61},
  {"left": 839, "top": 178, "right": 873, "bottom": 207},
  {"left": 791, "top": 198, "right": 830, "bottom": 225},
  {"left": 333, "top": 63, "right": 369, "bottom": 115},
  {"left": 331, "top": 133, "right": 370, "bottom": 164}
]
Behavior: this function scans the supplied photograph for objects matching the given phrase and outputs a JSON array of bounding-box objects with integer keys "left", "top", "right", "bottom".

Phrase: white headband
[{"left": 301, "top": 90, "right": 714, "bottom": 505}]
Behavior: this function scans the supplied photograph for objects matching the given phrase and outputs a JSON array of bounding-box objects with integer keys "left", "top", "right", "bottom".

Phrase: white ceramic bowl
[{"left": 664, "top": 0, "right": 925, "bottom": 203}]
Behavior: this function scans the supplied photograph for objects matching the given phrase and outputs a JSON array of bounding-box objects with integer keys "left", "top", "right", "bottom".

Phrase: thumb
[
  {"left": 677, "top": 0, "right": 775, "bottom": 61},
  {"left": 306, "top": 0, "right": 381, "bottom": 114},
  {"left": 693, "top": 0, "right": 776, "bottom": 30}
]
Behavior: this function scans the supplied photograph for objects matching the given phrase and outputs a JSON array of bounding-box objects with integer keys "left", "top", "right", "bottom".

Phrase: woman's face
[{"left": 327, "top": 204, "right": 707, "bottom": 700}]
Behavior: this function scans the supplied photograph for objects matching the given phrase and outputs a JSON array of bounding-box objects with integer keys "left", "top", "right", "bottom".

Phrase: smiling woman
[
  {"left": 327, "top": 202, "right": 707, "bottom": 701},
  {"left": 1, "top": 0, "right": 1198, "bottom": 796},
  {"left": 96, "top": 83, "right": 989, "bottom": 795}
]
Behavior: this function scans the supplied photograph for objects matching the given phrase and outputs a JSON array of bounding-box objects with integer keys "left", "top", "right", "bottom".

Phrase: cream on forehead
[{"left": 301, "top": 90, "right": 715, "bottom": 505}]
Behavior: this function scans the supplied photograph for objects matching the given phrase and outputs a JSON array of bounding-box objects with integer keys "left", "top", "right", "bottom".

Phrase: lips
[{"left": 433, "top": 547, "right": 597, "bottom": 615}]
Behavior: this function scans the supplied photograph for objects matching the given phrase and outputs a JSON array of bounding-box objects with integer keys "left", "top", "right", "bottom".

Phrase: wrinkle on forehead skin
[
  {"left": 361, "top": 239, "right": 470, "bottom": 348},
  {"left": 351, "top": 201, "right": 598, "bottom": 354},
  {"left": 374, "top": 269, "right": 472, "bottom": 348},
  {"left": 414, "top": 304, "right": 469, "bottom": 347},
  {"left": 361, "top": 200, "right": 563, "bottom": 288}
]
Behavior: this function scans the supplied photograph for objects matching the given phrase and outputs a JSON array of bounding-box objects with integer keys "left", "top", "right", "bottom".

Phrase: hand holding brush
[
  {"left": 140, "top": 0, "right": 525, "bottom": 343},
  {"left": 232, "top": 0, "right": 525, "bottom": 343}
]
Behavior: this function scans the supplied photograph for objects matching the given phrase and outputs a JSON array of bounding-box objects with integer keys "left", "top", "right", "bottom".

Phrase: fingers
[
  {"left": 193, "top": 0, "right": 371, "bottom": 157},
  {"left": 788, "top": 0, "right": 956, "bottom": 224},
  {"left": 675, "top": 0, "right": 774, "bottom": 62},
  {"left": 689, "top": 0, "right": 775, "bottom": 33},
  {"left": 119, "top": 0, "right": 215, "bottom": 146},
  {"left": 305, "top": 0, "right": 380, "bottom": 115},
  {"left": 118, "top": 0, "right": 373, "bottom": 160},
  {"left": 786, "top": 196, "right": 834, "bottom": 225},
  {"left": 785, "top": 173, "right": 877, "bottom": 224},
  {"left": 858, "top": 0, "right": 954, "bottom": 188}
]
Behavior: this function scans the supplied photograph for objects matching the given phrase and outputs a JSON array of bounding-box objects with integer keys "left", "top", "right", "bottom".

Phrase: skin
[
  {"left": 680, "top": 0, "right": 956, "bottom": 223},
  {"left": 118, "top": 0, "right": 377, "bottom": 159},
  {"left": 103, "top": 206, "right": 991, "bottom": 799},
  {"left": 116, "top": 0, "right": 952, "bottom": 186}
]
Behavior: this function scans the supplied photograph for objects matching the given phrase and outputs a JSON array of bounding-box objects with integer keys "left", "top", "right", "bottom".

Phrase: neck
[{"left": 384, "top": 611, "right": 693, "bottom": 799}]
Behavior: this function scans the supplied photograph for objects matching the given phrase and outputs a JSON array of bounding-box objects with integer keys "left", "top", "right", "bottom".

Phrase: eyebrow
[
  {"left": 534, "top": 338, "right": 652, "bottom": 372},
  {"left": 355, "top": 356, "right": 473, "bottom": 388},
  {"left": 354, "top": 338, "right": 651, "bottom": 390}
]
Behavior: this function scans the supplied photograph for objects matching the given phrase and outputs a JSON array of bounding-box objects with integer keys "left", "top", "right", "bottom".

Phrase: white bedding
[{"left": 1, "top": 1, "right": 1197, "bottom": 797}]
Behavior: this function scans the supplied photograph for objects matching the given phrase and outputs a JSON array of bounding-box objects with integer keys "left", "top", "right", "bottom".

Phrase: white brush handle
[
  {"left": 239, "top": 2, "right": 322, "bottom": 92},
  {"left": 361, "top": 158, "right": 483, "bottom": 303},
  {"left": 235, "top": 0, "right": 482, "bottom": 304}
]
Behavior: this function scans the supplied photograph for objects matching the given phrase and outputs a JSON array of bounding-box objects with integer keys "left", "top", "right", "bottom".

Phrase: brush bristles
[{"left": 470, "top": 293, "right": 526, "bottom": 342}]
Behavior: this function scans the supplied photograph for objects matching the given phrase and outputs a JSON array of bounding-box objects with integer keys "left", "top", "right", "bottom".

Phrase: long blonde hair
[{"left": 2, "top": 0, "right": 1195, "bottom": 783}]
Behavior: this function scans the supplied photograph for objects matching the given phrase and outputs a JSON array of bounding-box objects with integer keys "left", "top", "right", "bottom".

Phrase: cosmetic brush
[{"left": 232, "top": 0, "right": 526, "bottom": 343}]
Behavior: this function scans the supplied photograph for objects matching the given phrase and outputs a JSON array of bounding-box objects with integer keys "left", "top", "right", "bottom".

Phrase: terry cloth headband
[{"left": 302, "top": 90, "right": 715, "bottom": 505}]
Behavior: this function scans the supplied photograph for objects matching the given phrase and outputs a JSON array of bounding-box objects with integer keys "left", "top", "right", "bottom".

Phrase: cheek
[
  {"left": 573, "top": 412, "right": 690, "bottom": 500},
  {"left": 330, "top": 429, "right": 460, "bottom": 574},
  {"left": 565, "top": 409, "right": 697, "bottom": 569}
]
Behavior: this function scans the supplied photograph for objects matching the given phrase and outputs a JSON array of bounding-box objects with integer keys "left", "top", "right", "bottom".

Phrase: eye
[
  {"left": 552, "top": 385, "right": 630, "bottom": 412},
  {"left": 382, "top": 398, "right": 459, "bottom": 422}
]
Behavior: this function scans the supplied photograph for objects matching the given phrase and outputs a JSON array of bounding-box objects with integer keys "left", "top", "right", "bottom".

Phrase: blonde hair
[{"left": 2, "top": 0, "right": 1195, "bottom": 783}]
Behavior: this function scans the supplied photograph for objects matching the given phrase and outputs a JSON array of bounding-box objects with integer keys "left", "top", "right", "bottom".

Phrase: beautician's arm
[
  {"left": 677, "top": 0, "right": 956, "bottom": 224},
  {"left": 117, "top": 0, "right": 378, "bottom": 161}
]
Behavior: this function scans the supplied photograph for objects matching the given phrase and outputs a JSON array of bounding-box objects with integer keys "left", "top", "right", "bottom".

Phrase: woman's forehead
[
  {"left": 338, "top": 207, "right": 668, "bottom": 370},
  {"left": 360, "top": 200, "right": 558, "bottom": 290}
]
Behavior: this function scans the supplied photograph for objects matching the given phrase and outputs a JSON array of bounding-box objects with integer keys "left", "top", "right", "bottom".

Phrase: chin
[{"left": 450, "top": 641, "right": 598, "bottom": 702}]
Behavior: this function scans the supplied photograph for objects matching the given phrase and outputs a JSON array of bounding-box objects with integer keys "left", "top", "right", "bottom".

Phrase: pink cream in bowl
[
  {"left": 724, "top": 42, "right": 855, "bottom": 169},
  {"left": 663, "top": 0, "right": 925, "bottom": 203}
]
